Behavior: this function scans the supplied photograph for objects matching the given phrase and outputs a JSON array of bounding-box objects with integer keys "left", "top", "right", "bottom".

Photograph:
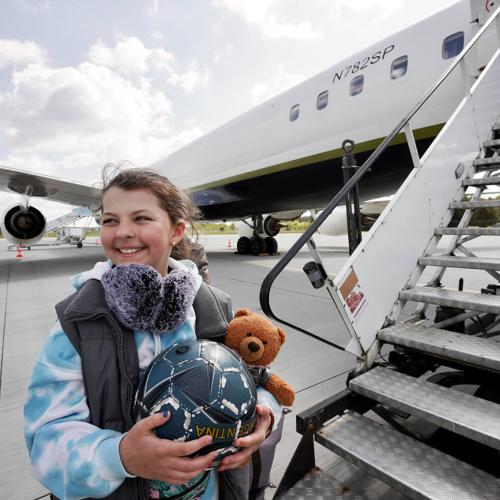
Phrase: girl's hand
[
  {"left": 217, "top": 405, "right": 272, "bottom": 472},
  {"left": 119, "top": 412, "right": 217, "bottom": 485}
]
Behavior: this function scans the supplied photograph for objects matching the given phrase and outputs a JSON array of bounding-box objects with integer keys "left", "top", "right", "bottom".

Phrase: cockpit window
[
  {"left": 442, "top": 32, "right": 464, "bottom": 59},
  {"left": 350, "top": 75, "right": 364, "bottom": 95},
  {"left": 289, "top": 104, "right": 300, "bottom": 121},
  {"left": 390, "top": 55, "right": 408, "bottom": 79},
  {"left": 317, "top": 90, "right": 328, "bottom": 110}
]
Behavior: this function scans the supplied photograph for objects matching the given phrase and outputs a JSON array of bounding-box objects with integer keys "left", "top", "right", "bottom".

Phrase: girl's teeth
[{"left": 120, "top": 248, "right": 142, "bottom": 254}]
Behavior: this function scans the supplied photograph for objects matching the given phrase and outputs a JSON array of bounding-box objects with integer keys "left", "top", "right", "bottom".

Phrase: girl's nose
[{"left": 115, "top": 222, "right": 136, "bottom": 239}]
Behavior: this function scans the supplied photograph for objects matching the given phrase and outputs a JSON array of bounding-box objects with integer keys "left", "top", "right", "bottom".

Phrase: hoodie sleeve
[{"left": 24, "top": 320, "right": 132, "bottom": 500}]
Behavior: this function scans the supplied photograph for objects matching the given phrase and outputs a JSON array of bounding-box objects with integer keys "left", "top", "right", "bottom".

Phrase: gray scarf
[{"left": 101, "top": 263, "right": 197, "bottom": 334}]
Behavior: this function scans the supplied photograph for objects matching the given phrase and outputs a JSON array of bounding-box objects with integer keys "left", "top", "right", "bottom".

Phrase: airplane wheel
[
  {"left": 237, "top": 236, "right": 251, "bottom": 254},
  {"left": 265, "top": 237, "right": 278, "bottom": 255},
  {"left": 250, "top": 237, "right": 265, "bottom": 256},
  {"left": 77, "top": 242, "right": 83, "bottom": 248}
]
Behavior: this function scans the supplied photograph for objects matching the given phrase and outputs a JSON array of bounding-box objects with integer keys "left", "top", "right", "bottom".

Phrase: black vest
[{"left": 55, "top": 278, "right": 246, "bottom": 500}]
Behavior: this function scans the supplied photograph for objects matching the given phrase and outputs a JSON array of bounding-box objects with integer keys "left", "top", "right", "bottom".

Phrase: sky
[{"left": 0, "top": 0, "right": 462, "bottom": 219}]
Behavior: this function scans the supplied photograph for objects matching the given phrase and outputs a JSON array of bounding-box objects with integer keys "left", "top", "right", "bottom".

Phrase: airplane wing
[{"left": 0, "top": 165, "right": 101, "bottom": 208}]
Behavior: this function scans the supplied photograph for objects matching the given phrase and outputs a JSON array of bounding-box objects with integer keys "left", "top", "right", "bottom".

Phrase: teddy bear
[{"left": 224, "top": 308, "right": 295, "bottom": 406}]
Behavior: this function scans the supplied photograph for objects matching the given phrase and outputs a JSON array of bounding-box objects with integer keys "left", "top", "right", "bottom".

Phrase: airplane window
[
  {"left": 442, "top": 32, "right": 464, "bottom": 59},
  {"left": 317, "top": 90, "right": 328, "bottom": 110},
  {"left": 390, "top": 56, "right": 408, "bottom": 79},
  {"left": 290, "top": 104, "right": 300, "bottom": 121},
  {"left": 350, "top": 75, "right": 364, "bottom": 96}
]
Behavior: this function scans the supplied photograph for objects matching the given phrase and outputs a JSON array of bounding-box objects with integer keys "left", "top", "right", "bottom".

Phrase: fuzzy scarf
[{"left": 101, "top": 263, "right": 197, "bottom": 334}]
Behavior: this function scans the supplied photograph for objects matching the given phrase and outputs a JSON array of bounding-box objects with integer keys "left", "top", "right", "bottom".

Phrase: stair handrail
[{"left": 259, "top": 7, "right": 500, "bottom": 326}]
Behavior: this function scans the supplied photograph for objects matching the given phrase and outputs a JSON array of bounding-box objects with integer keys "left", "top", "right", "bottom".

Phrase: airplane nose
[{"left": 248, "top": 341, "right": 260, "bottom": 352}]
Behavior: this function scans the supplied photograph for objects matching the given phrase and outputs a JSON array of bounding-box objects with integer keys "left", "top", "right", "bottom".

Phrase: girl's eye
[
  {"left": 102, "top": 219, "right": 116, "bottom": 225},
  {"left": 136, "top": 216, "right": 150, "bottom": 222}
]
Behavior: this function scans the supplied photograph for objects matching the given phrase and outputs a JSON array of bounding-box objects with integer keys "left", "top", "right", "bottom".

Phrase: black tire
[
  {"left": 237, "top": 236, "right": 251, "bottom": 254},
  {"left": 265, "top": 237, "right": 278, "bottom": 255},
  {"left": 77, "top": 242, "right": 83, "bottom": 248},
  {"left": 250, "top": 237, "right": 265, "bottom": 255}
]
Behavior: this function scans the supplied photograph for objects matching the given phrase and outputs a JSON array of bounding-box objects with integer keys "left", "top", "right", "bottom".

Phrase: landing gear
[{"left": 236, "top": 215, "right": 279, "bottom": 255}]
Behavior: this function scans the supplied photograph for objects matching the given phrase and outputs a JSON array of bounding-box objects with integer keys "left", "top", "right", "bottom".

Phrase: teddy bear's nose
[{"left": 248, "top": 341, "right": 260, "bottom": 352}]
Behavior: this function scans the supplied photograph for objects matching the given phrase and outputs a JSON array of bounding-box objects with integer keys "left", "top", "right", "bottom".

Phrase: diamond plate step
[
  {"left": 418, "top": 255, "right": 500, "bottom": 270},
  {"left": 450, "top": 200, "right": 500, "bottom": 209},
  {"left": 463, "top": 176, "right": 500, "bottom": 186},
  {"left": 378, "top": 323, "right": 500, "bottom": 374},
  {"left": 473, "top": 157, "right": 500, "bottom": 170},
  {"left": 279, "top": 467, "right": 367, "bottom": 499},
  {"left": 399, "top": 287, "right": 500, "bottom": 314},
  {"left": 350, "top": 367, "right": 500, "bottom": 450},
  {"left": 316, "top": 412, "right": 500, "bottom": 500},
  {"left": 435, "top": 227, "right": 500, "bottom": 235},
  {"left": 484, "top": 139, "right": 500, "bottom": 149}
]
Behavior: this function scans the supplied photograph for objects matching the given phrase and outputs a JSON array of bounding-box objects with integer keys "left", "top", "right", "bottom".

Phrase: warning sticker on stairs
[{"left": 339, "top": 269, "right": 366, "bottom": 321}]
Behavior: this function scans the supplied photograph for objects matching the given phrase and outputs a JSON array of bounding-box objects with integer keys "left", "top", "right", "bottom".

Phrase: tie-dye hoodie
[{"left": 24, "top": 259, "right": 281, "bottom": 500}]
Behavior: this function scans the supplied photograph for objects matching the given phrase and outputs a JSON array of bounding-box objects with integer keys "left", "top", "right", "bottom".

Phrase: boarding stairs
[{"left": 260, "top": 8, "right": 500, "bottom": 500}]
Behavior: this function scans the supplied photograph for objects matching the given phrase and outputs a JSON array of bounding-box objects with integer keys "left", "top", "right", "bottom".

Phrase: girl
[{"left": 24, "top": 168, "right": 280, "bottom": 500}]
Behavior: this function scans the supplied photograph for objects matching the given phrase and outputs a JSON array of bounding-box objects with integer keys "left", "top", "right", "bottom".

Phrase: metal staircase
[{"left": 260, "top": 7, "right": 500, "bottom": 500}]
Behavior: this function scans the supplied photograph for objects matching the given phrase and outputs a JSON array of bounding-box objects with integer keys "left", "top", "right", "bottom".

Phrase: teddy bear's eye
[
  {"left": 246, "top": 332, "right": 252, "bottom": 337},
  {"left": 263, "top": 340, "right": 268, "bottom": 345}
]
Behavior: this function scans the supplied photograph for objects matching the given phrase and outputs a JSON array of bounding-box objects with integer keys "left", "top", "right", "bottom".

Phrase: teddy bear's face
[{"left": 225, "top": 312, "right": 285, "bottom": 366}]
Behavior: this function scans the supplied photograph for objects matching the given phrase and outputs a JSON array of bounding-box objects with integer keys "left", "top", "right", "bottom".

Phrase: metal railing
[{"left": 259, "top": 7, "right": 500, "bottom": 333}]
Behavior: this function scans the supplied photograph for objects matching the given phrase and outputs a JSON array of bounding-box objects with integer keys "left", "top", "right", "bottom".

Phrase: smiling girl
[{"left": 24, "top": 168, "right": 279, "bottom": 500}]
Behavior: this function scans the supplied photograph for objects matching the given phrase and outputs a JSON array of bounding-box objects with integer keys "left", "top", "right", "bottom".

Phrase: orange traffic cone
[
  {"left": 227, "top": 238, "right": 232, "bottom": 248},
  {"left": 16, "top": 245, "right": 23, "bottom": 258}
]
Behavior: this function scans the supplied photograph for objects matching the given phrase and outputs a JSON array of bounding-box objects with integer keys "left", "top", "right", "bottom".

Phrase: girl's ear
[{"left": 172, "top": 221, "right": 186, "bottom": 245}]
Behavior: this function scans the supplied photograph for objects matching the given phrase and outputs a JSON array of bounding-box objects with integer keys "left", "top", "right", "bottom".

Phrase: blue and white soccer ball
[{"left": 135, "top": 339, "right": 257, "bottom": 459}]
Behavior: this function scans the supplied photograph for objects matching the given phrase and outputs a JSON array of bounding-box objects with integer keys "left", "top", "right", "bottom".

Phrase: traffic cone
[
  {"left": 227, "top": 238, "right": 232, "bottom": 248},
  {"left": 16, "top": 245, "right": 23, "bottom": 258}
]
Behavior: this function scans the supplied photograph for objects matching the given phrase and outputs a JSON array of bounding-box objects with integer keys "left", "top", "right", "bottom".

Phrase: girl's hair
[{"left": 101, "top": 165, "right": 201, "bottom": 260}]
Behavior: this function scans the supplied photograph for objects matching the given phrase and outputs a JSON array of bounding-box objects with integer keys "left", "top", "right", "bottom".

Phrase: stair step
[
  {"left": 450, "top": 200, "right": 500, "bottom": 209},
  {"left": 399, "top": 287, "right": 500, "bottom": 314},
  {"left": 418, "top": 255, "right": 500, "bottom": 270},
  {"left": 435, "top": 226, "right": 500, "bottom": 235},
  {"left": 316, "top": 412, "right": 500, "bottom": 500},
  {"left": 378, "top": 323, "right": 500, "bottom": 374},
  {"left": 350, "top": 367, "right": 500, "bottom": 450},
  {"left": 473, "top": 157, "right": 500, "bottom": 170},
  {"left": 463, "top": 176, "right": 500, "bottom": 186},
  {"left": 484, "top": 139, "right": 500, "bottom": 149},
  {"left": 279, "top": 467, "right": 366, "bottom": 499}
]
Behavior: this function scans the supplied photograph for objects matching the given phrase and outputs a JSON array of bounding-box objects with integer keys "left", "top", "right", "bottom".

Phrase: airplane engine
[
  {"left": 316, "top": 207, "right": 348, "bottom": 236},
  {"left": 0, "top": 204, "right": 46, "bottom": 246}
]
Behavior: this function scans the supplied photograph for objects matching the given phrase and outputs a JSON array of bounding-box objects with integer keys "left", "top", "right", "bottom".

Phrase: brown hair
[{"left": 101, "top": 166, "right": 200, "bottom": 260}]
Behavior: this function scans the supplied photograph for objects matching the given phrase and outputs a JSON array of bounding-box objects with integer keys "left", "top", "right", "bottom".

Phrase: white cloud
[
  {"left": 0, "top": 37, "right": 206, "bottom": 191},
  {"left": 167, "top": 60, "right": 210, "bottom": 93},
  {"left": 213, "top": 43, "right": 234, "bottom": 63},
  {"left": 14, "top": 0, "right": 52, "bottom": 13},
  {"left": 213, "top": 0, "right": 321, "bottom": 39},
  {"left": 250, "top": 65, "right": 303, "bottom": 104},
  {"left": 0, "top": 39, "right": 46, "bottom": 69},
  {"left": 148, "top": 0, "right": 159, "bottom": 16}
]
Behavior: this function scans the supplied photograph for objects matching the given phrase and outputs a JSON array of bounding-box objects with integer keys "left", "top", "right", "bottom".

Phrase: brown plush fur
[{"left": 224, "top": 308, "right": 295, "bottom": 406}]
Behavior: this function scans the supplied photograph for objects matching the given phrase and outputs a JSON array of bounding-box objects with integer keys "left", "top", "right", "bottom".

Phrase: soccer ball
[{"left": 135, "top": 339, "right": 257, "bottom": 459}]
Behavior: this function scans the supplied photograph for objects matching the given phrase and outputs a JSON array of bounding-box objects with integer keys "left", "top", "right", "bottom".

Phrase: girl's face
[{"left": 101, "top": 187, "right": 185, "bottom": 276}]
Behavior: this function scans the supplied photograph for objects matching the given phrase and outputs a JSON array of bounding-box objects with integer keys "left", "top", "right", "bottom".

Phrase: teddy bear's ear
[
  {"left": 277, "top": 327, "right": 286, "bottom": 344},
  {"left": 234, "top": 308, "right": 252, "bottom": 318}
]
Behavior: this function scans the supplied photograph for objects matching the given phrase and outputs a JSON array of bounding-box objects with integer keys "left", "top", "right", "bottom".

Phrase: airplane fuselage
[{"left": 152, "top": 0, "right": 495, "bottom": 219}]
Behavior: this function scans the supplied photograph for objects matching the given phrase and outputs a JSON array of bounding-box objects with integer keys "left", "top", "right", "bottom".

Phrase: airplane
[{"left": 0, "top": 0, "right": 497, "bottom": 254}]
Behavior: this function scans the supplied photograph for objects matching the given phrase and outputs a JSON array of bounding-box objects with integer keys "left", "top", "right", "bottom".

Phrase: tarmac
[{"left": 1, "top": 232, "right": 498, "bottom": 499}]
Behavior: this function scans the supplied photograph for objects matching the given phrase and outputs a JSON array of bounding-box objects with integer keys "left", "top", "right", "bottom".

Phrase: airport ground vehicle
[{"left": 261, "top": 8, "right": 500, "bottom": 499}]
